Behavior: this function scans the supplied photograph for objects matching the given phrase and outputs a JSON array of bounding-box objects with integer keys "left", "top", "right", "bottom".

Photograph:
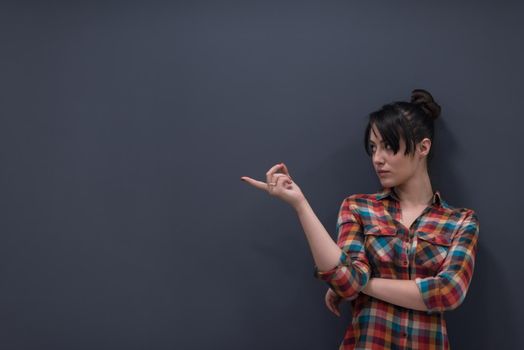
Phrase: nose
[{"left": 373, "top": 149, "right": 385, "bottom": 168}]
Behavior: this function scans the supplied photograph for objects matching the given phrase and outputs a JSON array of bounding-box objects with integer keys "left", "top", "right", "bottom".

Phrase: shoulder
[
  {"left": 343, "top": 192, "right": 381, "bottom": 205},
  {"left": 338, "top": 192, "right": 384, "bottom": 216},
  {"left": 440, "top": 199, "right": 479, "bottom": 223},
  {"left": 439, "top": 199, "right": 479, "bottom": 235},
  {"left": 457, "top": 208, "right": 479, "bottom": 232}
]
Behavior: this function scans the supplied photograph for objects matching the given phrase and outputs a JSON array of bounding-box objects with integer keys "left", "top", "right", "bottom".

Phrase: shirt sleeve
[
  {"left": 313, "top": 196, "right": 371, "bottom": 300},
  {"left": 415, "top": 209, "right": 480, "bottom": 314}
]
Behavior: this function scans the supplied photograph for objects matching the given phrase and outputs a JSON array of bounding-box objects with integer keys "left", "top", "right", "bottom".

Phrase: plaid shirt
[{"left": 314, "top": 187, "right": 479, "bottom": 349}]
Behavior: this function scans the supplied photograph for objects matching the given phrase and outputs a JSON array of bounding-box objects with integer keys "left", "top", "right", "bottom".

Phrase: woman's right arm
[
  {"left": 295, "top": 199, "right": 342, "bottom": 272},
  {"left": 296, "top": 196, "right": 372, "bottom": 300},
  {"left": 240, "top": 163, "right": 371, "bottom": 300}
]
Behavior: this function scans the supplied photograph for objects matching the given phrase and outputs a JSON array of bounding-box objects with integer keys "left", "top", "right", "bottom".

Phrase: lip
[{"left": 377, "top": 171, "right": 390, "bottom": 176}]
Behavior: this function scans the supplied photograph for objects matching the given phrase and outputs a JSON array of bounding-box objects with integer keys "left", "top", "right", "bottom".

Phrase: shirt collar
[{"left": 376, "top": 186, "right": 443, "bottom": 207}]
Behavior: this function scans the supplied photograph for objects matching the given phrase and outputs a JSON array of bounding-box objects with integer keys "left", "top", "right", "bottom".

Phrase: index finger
[{"left": 241, "top": 176, "right": 272, "bottom": 192}]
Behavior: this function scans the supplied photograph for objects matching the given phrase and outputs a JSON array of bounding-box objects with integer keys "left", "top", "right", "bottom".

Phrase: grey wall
[{"left": 0, "top": 1, "right": 521, "bottom": 349}]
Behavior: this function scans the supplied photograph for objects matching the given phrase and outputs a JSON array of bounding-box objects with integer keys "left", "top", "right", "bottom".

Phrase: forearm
[
  {"left": 362, "top": 278, "right": 428, "bottom": 311},
  {"left": 295, "top": 199, "right": 341, "bottom": 272}
]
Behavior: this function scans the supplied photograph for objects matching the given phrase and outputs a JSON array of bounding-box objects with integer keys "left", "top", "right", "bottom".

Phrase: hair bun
[{"left": 410, "top": 89, "right": 441, "bottom": 120}]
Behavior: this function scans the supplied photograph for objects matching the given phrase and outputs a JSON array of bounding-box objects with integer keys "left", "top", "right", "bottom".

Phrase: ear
[{"left": 418, "top": 138, "right": 432, "bottom": 157}]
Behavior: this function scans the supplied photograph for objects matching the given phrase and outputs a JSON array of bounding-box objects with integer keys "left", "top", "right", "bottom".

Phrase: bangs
[{"left": 363, "top": 103, "right": 415, "bottom": 157}]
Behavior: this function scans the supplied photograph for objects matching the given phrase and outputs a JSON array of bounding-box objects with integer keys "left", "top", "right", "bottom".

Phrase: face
[{"left": 368, "top": 123, "right": 429, "bottom": 188}]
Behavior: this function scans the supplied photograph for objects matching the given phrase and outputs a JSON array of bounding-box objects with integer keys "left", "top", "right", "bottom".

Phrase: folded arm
[
  {"left": 362, "top": 210, "right": 479, "bottom": 313},
  {"left": 361, "top": 278, "right": 428, "bottom": 311}
]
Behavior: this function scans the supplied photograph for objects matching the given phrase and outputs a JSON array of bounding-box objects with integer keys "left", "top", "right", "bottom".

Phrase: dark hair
[{"left": 363, "top": 89, "right": 441, "bottom": 165}]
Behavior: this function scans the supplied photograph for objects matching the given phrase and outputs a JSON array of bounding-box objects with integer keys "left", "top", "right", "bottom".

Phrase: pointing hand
[{"left": 241, "top": 163, "right": 306, "bottom": 209}]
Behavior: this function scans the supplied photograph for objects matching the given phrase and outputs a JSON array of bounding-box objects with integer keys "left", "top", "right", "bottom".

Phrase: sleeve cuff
[
  {"left": 415, "top": 277, "right": 441, "bottom": 314},
  {"left": 313, "top": 250, "right": 349, "bottom": 280}
]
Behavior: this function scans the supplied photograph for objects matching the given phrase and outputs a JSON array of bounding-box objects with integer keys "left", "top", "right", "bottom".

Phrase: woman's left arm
[
  {"left": 362, "top": 210, "right": 479, "bottom": 313},
  {"left": 361, "top": 278, "right": 428, "bottom": 311}
]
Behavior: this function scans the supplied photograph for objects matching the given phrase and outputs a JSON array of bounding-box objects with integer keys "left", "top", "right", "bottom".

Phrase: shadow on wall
[
  {"left": 414, "top": 119, "right": 516, "bottom": 347},
  {"left": 429, "top": 118, "right": 464, "bottom": 204},
  {"left": 446, "top": 241, "right": 516, "bottom": 349}
]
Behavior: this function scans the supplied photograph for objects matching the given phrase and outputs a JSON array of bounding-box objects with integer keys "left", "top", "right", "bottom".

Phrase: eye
[{"left": 385, "top": 143, "right": 392, "bottom": 150}]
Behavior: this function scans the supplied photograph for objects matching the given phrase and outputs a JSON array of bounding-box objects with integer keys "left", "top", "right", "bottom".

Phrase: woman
[{"left": 240, "top": 89, "right": 479, "bottom": 349}]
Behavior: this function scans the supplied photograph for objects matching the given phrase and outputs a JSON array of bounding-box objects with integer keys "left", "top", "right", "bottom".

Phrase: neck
[{"left": 392, "top": 168, "right": 433, "bottom": 207}]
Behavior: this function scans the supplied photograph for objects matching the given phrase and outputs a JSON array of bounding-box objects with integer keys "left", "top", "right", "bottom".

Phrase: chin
[{"left": 379, "top": 178, "right": 397, "bottom": 188}]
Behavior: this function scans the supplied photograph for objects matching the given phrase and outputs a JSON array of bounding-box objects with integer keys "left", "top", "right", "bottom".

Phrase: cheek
[
  {"left": 390, "top": 157, "right": 411, "bottom": 174},
  {"left": 389, "top": 155, "right": 403, "bottom": 168}
]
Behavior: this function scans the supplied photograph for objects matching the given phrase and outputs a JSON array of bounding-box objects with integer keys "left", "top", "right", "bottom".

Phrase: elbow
[
  {"left": 440, "top": 291, "right": 467, "bottom": 311},
  {"left": 334, "top": 286, "right": 364, "bottom": 301},
  {"left": 425, "top": 284, "right": 468, "bottom": 312},
  {"left": 440, "top": 277, "right": 470, "bottom": 311},
  {"left": 325, "top": 263, "right": 370, "bottom": 300},
  {"left": 416, "top": 276, "right": 469, "bottom": 313},
  {"left": 339, "top": 270, "right": 370, "bottom": 300}
]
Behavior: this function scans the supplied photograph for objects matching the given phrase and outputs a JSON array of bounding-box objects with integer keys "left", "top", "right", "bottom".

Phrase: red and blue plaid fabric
[{"left": 314, "top": 187, "right": 479, "bottom": 349}]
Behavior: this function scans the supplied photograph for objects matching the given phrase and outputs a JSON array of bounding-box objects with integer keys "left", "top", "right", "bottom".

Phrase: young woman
[{"left": 240, "top": 89, "right": 479, "bottom": 349}]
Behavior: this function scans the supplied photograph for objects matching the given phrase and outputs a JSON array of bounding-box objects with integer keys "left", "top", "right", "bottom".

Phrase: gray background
[{"left": 0, "top": 0, "right": 521, "bottom": 349}]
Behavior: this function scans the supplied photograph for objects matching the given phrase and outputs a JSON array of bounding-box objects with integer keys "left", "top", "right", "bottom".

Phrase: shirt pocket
[
  {"left": 415, "top": 226, "right": 453, "bottom": 274},
  {"left": 363, "top": 225, "right": 399, "bottom": 264}
]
